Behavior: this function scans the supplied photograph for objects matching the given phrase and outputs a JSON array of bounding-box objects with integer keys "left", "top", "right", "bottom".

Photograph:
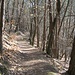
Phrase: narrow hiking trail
[{"left": 3, "top": 32, "right": 61, "bottom": 75}]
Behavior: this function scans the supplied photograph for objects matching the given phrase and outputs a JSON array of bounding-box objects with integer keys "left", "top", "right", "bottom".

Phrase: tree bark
[
  {"left": 36, "top": 0, "right": 39, "bottom": 47},
  {"left": 0, "top": 0, "right": 4, "bottom": 54},
  {"left": 42, "top": 0, "right": 46, "bottom": 51},
  {"left": 67, "top": 36, "right": 75, "bottom": 75},
  {"left": 9, "top": 0, "right": 15, "bottom": 33}
]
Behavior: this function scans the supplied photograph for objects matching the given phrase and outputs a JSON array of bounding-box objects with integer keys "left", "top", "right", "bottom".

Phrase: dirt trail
[{"left": 3, "top": 33, "right": 61, "bottom": 75}]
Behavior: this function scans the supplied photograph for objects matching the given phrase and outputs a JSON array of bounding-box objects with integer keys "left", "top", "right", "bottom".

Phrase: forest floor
[{"left": 1, "top": 31, "right": 69, "bottom": 75}]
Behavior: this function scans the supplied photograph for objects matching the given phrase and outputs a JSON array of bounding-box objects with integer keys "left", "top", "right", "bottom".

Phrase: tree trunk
[
  {"left": 42, "top": 0, "right": 46, "bottom": 51},
  {"left": 46, "top": 0, "right": 53, "bottom": 55},
  {"left": 15, "top": 0, "right": 24, "bottom": 32},
  {"left": 36, "top": 0, "right": 39, "bottom": 47},
  {"left": 29, "top": 0, "right": 36, "bottom": 46},
  {"left": 55, "top": 0, "right": 60, "bottom": 58},
  {"left": 9, "top": 0, "right": 15, "bottom": 33},
  {"left": 0, "top": 0, "right": 4, "bottom": 54},
  {"left": 67, "top": 36, "right": 75, "bottom": 75}
]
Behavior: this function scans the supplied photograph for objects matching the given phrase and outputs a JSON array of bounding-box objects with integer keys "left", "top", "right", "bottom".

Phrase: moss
[
  {"left": 47, "top": 72, "right": 57, "bottom": 75},
  {"left": 0, "top": 73, "right": 1, "bottom": 75}
]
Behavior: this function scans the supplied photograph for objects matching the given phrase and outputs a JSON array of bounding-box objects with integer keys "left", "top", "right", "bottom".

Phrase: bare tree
[
  {"left": 42, "top": 0, "right": 46, "bottom": 51},
  {"left": 0, "top": 0, "right": 4, "bottom": 54},
  {"left": 67, "top": 36, "right": 75, "bottom": 75}
]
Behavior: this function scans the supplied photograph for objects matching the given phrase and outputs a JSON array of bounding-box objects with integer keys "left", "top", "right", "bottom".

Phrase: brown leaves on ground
[{"left": 2, "top": 31, "right": 61, "bottom": 75}]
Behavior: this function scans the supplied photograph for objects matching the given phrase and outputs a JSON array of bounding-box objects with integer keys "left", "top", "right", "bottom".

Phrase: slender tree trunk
[
  {"left": 9, "top": 0, "right": 15, "bottom": 33},
  {"left": 29, "top": 19, "right": 33, "bottom": 44},
  {"left": 42, "top": 0, "right": 46, "bottom": 51},
  {"left": 31, "top": 0, "right": 36, "bottom": 45},
  {"left": 19, "top": 0, "right": 24, "bottom": 31},
  {"left": 5, "top": 0, "right": 10, "bottom": 23},
  {"left": 29, "top": 0, "right": 36, "bottom": 46},
  {"left": 0, "top": 0, "right": 4, "bottom": 54},
  {"left": 55, "top": 0, "right": 60, "bottom": 58},
  {"left": 36, "top": 0, "right": 39, "bottom": 47},
  {"left": 15, "top": 0, "right": 24, "bottom": 32},
  {"left": 15, "top": 0, "right": 19, "bottom": 32},
  {"left": 46, "top": 0, "right": 53, "bottom": 55},
  {"left": 58, "top": 0, "right": 70, "bottom": 35},
  {"left": 67, "top": 36, "right": 75, "bottom": 75}
]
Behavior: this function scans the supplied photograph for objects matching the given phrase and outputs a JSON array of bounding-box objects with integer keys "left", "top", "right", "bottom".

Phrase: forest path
[{"left": 3, "top": 32, "right": 60, "bottom": 75}]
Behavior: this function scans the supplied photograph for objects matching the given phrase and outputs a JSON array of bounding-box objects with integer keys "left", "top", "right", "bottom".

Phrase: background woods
[{"left": 0, "top": 0, "right": 75, "bottom": 75}]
